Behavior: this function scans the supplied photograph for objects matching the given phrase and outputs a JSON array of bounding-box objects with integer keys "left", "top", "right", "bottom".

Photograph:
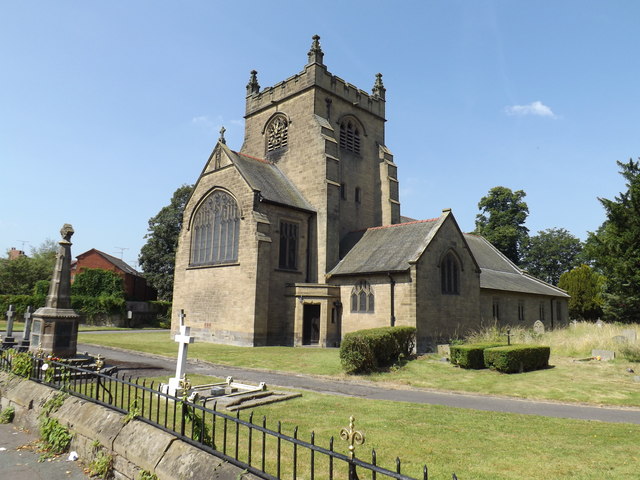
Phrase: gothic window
[
  {"left": 556, "top": 302, "right": 563, "bottom": 322},
  {"left": 539, "top": 302, "right": 545, "bottom": 321},
  {"left": 266, "top": 115, "right": 289, "bottom": 153},
  {"left": 492, "top": 299, "right": 500, "bottom": 322},
  {"left": 518, "top": 301, "right": 525, "bottom": 321},
  {"left": 355, "top": 187, "right": 361, "bottom": 204},
  {"left": 440, "top": 252, "right": 460, "bottom": 295},
  {"left": 190, "top": 190, "right": 240, "bottom": 266},
  {"left": 279, "top": 221, "right": 298, "bottom": 270},
  {"left": 339, "top": 120, "right": 361, "bottom": 154},
  {"left": 351, "top": 280, "right": 374, "bottom": 313}
]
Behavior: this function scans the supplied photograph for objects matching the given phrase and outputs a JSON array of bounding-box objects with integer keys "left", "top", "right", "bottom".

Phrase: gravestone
[
  {"left": 20, "top": 306, "right": 34, "bottom": 348},
  {"left": 591, "top": 349, "right": 615, "bottom": 361},
  {"left": 3, "top": 305, "right": 17, "bottom": 348},
  {"left": 611, "top": 335, "right": 628, "bottom": 344},
  {"left": 533, "top": 320, "right": 545, "bottom": 335},
  {"left": 29, "top": 224, "right": 81, "bottom": 358},
  {"left": 621, "top": 329, "right": 637, "bottom": 343},
  {"left": 595, "top": 319, "right": 604, "bottom": 328}
]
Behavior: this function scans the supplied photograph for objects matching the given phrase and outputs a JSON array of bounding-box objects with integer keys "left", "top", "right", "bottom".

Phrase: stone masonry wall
[{"left": 0, "top": 372, "right": 258, "bottom": 480}]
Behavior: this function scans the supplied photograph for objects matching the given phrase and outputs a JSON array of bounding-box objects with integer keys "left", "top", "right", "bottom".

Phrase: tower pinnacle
[
  {"left": 246, "top": 70, "right": 260, "bottom": 95},
  {"left": 372, "top": 73, "right": 386, "bottom": 100},
  {"left": 307, "top": 34, "right": 324, "bottom": 65}
]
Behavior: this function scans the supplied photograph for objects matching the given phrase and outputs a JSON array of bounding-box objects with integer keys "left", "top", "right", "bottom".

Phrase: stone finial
[
  {"left": 60, "top": 223, "right": 74, "bottom": 243},
  {"left": 307, "top": 34, "right": 324, "bottom": 65},
  {"left": 246, "top": 70, "right": 260, "bottom": 95},
  {"left": 372, "top": 73, "right": 386, "bottom": 100},
  {"left": 219, "top": 126, "right": 226, "bottom": 144}
]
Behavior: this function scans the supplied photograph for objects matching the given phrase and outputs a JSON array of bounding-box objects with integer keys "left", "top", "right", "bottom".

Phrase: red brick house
[{"left": 72, "top": 249, "right": 156, "bottom": 301}]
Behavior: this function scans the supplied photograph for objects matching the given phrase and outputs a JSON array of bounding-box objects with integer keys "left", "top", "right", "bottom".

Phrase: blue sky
[{"left": 1, "top": 1, "right": 638, "bottom": 269}]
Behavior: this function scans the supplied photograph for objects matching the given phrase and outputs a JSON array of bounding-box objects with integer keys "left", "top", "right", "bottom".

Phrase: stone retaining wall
[{"left": 0, "top": 372, "right": 258, "bottom": 480}]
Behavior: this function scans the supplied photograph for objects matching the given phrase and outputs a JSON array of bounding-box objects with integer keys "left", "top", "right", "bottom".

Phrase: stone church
[{"left": 172, "top": 36, "right": 568, "bottom": 352}]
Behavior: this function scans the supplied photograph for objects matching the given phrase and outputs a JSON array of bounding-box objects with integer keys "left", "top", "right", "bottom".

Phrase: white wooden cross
[{"left": 164, "top": 309, "right": 195, "bottom": 396}]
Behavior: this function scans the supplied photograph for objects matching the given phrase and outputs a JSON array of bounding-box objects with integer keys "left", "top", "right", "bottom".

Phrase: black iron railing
[{"left": 0, "top": 348, "right": 456, "bottom": 480}]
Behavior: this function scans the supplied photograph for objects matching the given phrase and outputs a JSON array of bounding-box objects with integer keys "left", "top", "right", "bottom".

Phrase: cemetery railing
[{"left": 0, "top": 349, "right": 448, "bottom": 480}]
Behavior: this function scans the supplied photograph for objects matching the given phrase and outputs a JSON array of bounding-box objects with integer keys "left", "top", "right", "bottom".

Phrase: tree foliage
[
  {"left": 0, "top": 240, "right": 57, "bottom": 295},
  {"left": 474, "top": 186, "right": 529, "bottom": 264},
  {"left": 520, "top": 228, "right": 583, "bottom": 285},
  {"left": 584, "top": 159, "right": 640, "bottom": 323},
  {"left": 138, "top": 184, "right": 194, "bottom": 301},
  {"left": 71, "top": 268, "right": 125, "bottom": 298},
  {"left": 557, "top": 265, "right": 605, "bottom": 320}
]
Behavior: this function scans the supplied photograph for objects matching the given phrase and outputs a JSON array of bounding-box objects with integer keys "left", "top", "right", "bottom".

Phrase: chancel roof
[
  {"left": 463, "top": 234, "right": 569, "bottom": 298},
  {"left": 329, "top": 218, "right": 442, "bottom": 276},
  {"left": 226, "top": 148, "right": 315, "bottom": 213}
]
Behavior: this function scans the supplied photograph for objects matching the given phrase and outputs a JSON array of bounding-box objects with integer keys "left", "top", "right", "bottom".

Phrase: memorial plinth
[{"left": 29, "top": 224, "right": 81, "bottom": 358}]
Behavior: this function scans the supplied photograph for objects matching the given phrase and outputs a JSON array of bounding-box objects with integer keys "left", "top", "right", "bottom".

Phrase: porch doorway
[{"left": 302, "top": 304, "right": 321, "bottom": 345}]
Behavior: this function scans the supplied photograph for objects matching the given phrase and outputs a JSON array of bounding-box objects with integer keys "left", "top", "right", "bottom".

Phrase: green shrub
[
  {"left": 71, "top": 295, "right": 125, "bottom": 321},
  {"left": 0, "top": 294, "right": 46, "bottom": 317},
  {"left": 340, "top": 326, "right": 416, "bottom": 374},
  {"left": 9, "top": 350, "right": 34, "bottom": 378},
  {"left": 450, "top": 343, "right": 506, "bottom": 369},
  {"left": 484, "top": 345, "right": 551, "bottom": 373},
  {"left": 0, "top": 406, "right": 15, "bottom": 424},
  {"left": 38, "top": 392, "right": 71, "bottom": 456}
]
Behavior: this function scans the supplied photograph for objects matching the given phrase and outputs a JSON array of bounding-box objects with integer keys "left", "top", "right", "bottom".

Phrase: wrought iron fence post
[{"left": 340, "top": 416, "right": 365, "bottom": 480}]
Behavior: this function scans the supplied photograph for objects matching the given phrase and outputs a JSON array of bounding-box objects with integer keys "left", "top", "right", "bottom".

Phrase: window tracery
[
  {"left": 266, "top": 115, "right": 289, "bottom": 152},
  {"left": 441, "top": 252, "right": 460, "bottom": 295},
  {"left": 351, "top": 280, "right": 374, "bottom": 313},
  {"left": 340, "top": 120, "right": 361, "bottom": 154}
]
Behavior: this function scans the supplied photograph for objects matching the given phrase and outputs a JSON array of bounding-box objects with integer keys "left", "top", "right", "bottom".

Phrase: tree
[
  {"left": 584, "top": 158, "right": 640, "bottom": 323},
  {"left": 139, "top": 184, "right": 194, "bottom": 301},
  {"left": 0, "top": 240, "right": 57, "bottom": 295},
  {"left": 520, "top": 228, "right": 583, "bottom": 285},
  {"left": 474, "top": 186, "right": 529, "bottom": 264},
  {"left": 558, "top": 265, "right": 605, "bottom": 320}
]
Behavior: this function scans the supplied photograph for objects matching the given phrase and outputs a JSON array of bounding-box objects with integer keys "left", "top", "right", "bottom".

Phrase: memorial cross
[
  {"left": 5, "top": 305, "right": 15, "bottom": 337},
  {"left": 22, "top": 306, "right": 34, "bottom": 344},
  {"left": 173, "top": 311, "right": 194, "bottom": 387}
]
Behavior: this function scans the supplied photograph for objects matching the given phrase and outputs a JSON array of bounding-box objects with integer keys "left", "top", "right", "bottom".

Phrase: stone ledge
[{"left": 0, "top": 372, "right": 260, "bottom": 480}]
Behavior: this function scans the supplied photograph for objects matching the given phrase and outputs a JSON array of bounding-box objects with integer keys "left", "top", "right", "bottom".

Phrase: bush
[
  {"left": 0, "top": 294, "right": 46, "bottom": 317},
  {"left": 71, "top": 295, "right": 125, "bottom": 321},
  {"left": 340, "top": 326, "right": 416, "bottom": 374},
  {"left": 450, "top": 343, "right": 506, "bottom": 369},
  {"left": 484, "top": 345, "right": 551, "bottom": 373}
]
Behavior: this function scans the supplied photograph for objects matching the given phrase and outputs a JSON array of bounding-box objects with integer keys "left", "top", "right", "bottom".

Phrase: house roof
[
  {"left": 75, "top": 249, "right": 141, "bottom": 277},
  {"left": 224, "top": 146, "right": 315, "bottom": 213},
  {"left": 463, "top": 234, "right": 569, "bottom": 298},
  {"left": 329, "top": 218, "right": 442, "bottom": 276}
]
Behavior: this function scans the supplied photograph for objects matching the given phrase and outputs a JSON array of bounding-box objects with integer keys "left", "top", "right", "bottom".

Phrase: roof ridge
[
  {"left": 367, "top": 217, "right": 439, "bottom": 231},
  {"left": 235, "top": 151, "right": 272, "bottom": 165}
]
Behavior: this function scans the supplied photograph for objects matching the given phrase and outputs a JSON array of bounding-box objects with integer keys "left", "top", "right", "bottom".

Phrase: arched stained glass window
[
  {"left": 351, "top": 280, "right": 374, "bottom": 313},
  {"left": 190, "top": 190, "right": 240, "bottom": 266},
  {"left": 441, "top": 252, "right": 460, "bottom": 295}
]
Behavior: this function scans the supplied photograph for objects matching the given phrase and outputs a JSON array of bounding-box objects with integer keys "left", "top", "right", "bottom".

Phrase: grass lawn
[
  {"left": 78, "top": 330, "right": 640, "bottom": 407},
  {"left": 138, "top": 373, "right": 640, "bottom": 480}
]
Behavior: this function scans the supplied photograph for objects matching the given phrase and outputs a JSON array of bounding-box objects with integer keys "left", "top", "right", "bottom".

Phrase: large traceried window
[
  {"left": 339, "top": 119, "right": 361, "bottom": 154},
  {"left": 440, "top": 251, "right": 460, "bottom": 295},
  {"left": 266, "top": 115, "right": 289, "bottom": 153},
  {"left": 190, "top": 190, "right": 240, "bottom": 266},
  {"left": 351, "top": 280, "right": 374, "bottom": 313}
]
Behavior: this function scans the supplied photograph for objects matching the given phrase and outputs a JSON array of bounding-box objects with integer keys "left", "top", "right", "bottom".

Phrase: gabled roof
[
  {"left": 75, "top": 249, "right": 141, "bottom": 277},
  {"left": 329, "top": 217, "right": 443, "bottom": 276},
  {"left": 216, "top": 144, "right": 314, "bottom": 213},
  {"left": 463, "top": 234, "right": 569, "bottom": 298}
]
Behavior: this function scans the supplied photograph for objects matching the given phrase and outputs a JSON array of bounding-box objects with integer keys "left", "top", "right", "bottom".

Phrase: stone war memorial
[
  {"left": 172, "top": 35, "right": 570, "bottom": 352},
  {"left": 29, "top": 224, "right": 81, "bottom": 357}
]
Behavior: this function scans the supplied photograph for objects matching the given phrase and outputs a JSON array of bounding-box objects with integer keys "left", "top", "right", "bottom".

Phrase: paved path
[
  {"left": 0, "top": 423, "right": 89, "bottom": 479},
  {"left": 78, "top": 342, "right": 640, "bottom": 425}
]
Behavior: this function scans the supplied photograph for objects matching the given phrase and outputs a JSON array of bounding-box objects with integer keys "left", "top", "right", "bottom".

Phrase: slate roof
[
  {"left": 463, "top": 234, "right": 569, "bottom": 298},
  {"left": 226, "top": 148, "right": 314, "bottom": 213},
  {"left": 329, "top": 218, "right": 442, "bottom": 276},
  {"left": 76, "top": 249, "right": 141, "bottom": 277}
]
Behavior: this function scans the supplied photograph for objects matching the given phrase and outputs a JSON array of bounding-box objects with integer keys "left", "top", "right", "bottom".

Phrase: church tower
[{"left": 240, "top": 35, "right": 400, "bottom": 279}]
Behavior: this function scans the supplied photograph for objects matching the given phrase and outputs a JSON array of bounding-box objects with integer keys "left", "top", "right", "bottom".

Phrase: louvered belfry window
[
  {"left": 339, "top": 120, "right": 361, "bottom": 154},
  {"left": 190, "top": 190, "right": 240, "bottom": 266},
  {"left": 266, "top": 116, "right": 288, "bottom": 152}
]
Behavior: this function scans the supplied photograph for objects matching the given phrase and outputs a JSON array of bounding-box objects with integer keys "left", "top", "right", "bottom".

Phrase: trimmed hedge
[
  {"left": 450, "top": 343, "right": 506, "bottom": 369},
  {"left": 484, "top": 345, "right": 550, "bottom": 373},
  {"left": 340, "top": 326, "right": 416, "bottom": 374}
]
